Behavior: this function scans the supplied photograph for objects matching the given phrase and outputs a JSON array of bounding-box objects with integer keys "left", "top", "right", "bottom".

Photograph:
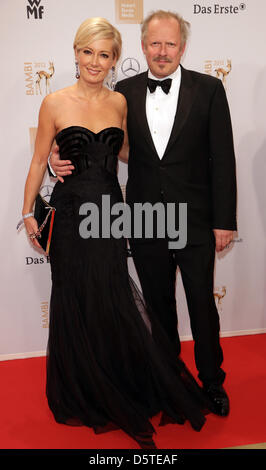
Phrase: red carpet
[{"left": 0, "top": 334, "right": 266, "bottom": 450}]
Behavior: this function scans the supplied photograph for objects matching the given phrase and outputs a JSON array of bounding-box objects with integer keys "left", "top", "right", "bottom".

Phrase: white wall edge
[
  {"left": 180, "top": 328, "right": 266, "bottom": 342},
  {"left": 1, "top": 328, "right": 265, "bottom": 362},
  {"left": 0, "top": 350, "right": 47, "bottom": 362}
]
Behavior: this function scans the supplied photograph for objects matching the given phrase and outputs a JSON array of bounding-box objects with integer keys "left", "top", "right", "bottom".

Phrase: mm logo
[{"left": 27, "top": 0, "right": 44, "bottom": 19}]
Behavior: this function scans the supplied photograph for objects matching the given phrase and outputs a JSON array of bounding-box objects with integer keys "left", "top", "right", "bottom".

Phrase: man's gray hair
[{"left": 141, "top": 10, "right": 190, "bottom": 50}]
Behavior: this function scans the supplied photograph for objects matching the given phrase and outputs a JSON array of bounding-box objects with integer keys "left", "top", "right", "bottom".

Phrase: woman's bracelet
[
  {"left": 23, "top": 212, "right": 34, "bottom": 220},
  {"left": 16, "top": 212, "right": 34, "bottom": 230}
]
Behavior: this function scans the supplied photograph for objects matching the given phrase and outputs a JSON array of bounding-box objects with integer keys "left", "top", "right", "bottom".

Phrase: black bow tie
[{"left": 147, "top": 77, "right": 172, "bottom": 94}]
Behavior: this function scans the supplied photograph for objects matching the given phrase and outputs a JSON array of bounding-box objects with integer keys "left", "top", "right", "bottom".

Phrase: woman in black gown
[{"left": 22, "top": 17, "right": 212, "bottom": 449}]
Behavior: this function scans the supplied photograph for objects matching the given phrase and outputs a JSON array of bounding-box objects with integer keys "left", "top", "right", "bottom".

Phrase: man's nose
[{"left": 159, "top": 43, "right": 167, "bottom": 55}]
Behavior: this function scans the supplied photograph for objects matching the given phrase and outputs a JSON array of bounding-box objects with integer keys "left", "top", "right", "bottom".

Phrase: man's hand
[
  {"left": 50, "top": 145, "right": 75, "bottom": 183},
  {"left": 213, "top": 229, "right": 234, "bottom": 252}
]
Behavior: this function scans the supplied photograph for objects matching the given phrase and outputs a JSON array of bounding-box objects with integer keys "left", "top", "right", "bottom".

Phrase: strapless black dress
[{"left": 46, "top": 126, "right": 211, "bottom": 449}]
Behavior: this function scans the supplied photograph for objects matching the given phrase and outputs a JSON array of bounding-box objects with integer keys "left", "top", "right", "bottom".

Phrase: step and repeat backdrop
[{"left": 1, "top": 0, "right": 265, "bottom": 359}]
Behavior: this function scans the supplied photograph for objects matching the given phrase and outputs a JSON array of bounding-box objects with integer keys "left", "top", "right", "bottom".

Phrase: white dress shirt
[{"left": 146, "top": 66, "right": 181, "bottom": 159}]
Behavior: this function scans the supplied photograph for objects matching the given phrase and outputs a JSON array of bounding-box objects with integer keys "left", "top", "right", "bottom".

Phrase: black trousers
[{"left": 130, "top": 236, "right": 225, "bottom": 387}]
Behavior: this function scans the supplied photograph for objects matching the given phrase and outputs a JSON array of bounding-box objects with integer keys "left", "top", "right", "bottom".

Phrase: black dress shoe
[{"left": 203, "top": 384, "right": 230, "bottom": 416}]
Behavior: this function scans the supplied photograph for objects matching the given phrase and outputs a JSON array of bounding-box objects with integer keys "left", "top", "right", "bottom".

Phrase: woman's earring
[
  {"left": 111, "top": 66, "right": 116, "bottom": 90},
  {"left": 75, "top": 61, "right": 80, "bottom": 79}
]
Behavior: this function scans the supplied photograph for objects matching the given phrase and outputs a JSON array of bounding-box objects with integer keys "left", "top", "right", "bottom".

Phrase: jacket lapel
[
  {"left": 163, "top": 66, "right": 198, "bottom": 159},
  {"left": 130, "top": 71, "right": 159, "bottom": 158}
]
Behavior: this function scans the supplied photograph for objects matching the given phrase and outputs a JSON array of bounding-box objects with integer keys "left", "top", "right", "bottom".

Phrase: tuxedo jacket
[{"left": 115, "top": 66, "right": 237, "bottom": 245}]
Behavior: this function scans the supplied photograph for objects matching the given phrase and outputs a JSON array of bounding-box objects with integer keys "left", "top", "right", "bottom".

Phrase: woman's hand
[
  {"left": 50, "top": 145, "right": 74, "bottom": 182},
  {"left": 24, "top": 217, "right": 42, "bottom": 249}
]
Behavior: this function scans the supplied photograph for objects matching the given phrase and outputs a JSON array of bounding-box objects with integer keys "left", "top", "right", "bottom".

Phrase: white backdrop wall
[{"left": 1, "top": 0, "right": 265, "bottom": 360}]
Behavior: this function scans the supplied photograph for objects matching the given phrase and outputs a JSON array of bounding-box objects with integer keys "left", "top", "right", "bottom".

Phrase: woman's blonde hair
[
  {"left": 73, "top": 17, "right": 122, "bottom": 60},
  {"left": 141, "top": 10, "right": 190, "bottom": 50}
]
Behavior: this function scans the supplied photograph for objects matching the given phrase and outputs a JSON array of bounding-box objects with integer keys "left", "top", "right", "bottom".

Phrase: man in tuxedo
[{"left": 49, "top": 10, "right": 237, "bottom": 416}]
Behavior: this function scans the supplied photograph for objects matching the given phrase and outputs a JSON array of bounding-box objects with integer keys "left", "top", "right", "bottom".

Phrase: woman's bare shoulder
[
  {"left": 42, "top": 85, "right": 75, "bottom": 107},
  {"left": 112, "top": 89, "right": 126, "bottom": 103},
  {"left": 109, "top": 90, "right": 127, "bottom": 112}
]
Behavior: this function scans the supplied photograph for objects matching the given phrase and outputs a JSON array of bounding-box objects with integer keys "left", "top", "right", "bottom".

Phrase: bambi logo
[
  {"left": 214, "top": 60, "right": 232, "bottom": 89},
  {"left": 41, "top": 301, "right": 49, "bottom": 328},
  {"left": 36, "top": 62, "right": 55, "bottom": 95},
  {"left": 204, "top": 59, "right": 232, "bottom": 90},
  {"left": 24, "top": 61, "right": 55, "bottom": 96},
  {"left": 214, "top": 286, "right": 226, "bottom": 312}
]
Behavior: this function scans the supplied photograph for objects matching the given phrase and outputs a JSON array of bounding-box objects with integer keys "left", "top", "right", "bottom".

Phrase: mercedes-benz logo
[
  {"left": 121, "top": 57, "right": 140, "bottom": 77},
  {"left": 40, "top": 184, "right": 54, "bottom": 201}
]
